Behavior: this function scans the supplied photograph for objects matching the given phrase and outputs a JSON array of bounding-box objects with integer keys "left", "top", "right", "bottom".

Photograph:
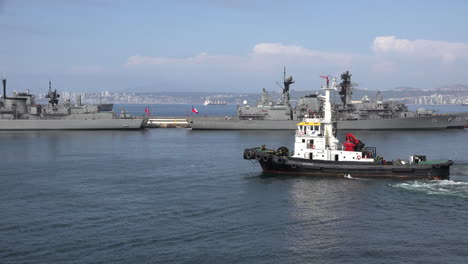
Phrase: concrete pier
[{"left": 145, "top": 117, "right": 189, "bottom": 128}]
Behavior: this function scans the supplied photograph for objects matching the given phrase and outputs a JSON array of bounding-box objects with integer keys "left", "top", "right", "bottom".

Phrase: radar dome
[{"left": 286, "top": 75, "right": 293, "bottom": 82}]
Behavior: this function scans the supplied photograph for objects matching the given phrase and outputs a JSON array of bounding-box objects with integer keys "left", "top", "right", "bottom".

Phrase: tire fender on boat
[
  {"left": 245, "top": 151, "right": 254, "bottom": 159},
  {"left": 275, "top": 156, "right": 284, "bottom": 164},
  {"left": 255, "top": 153, "right": 262, "bottom": 160},
  {"left": 291, "top": 163, "right": 297, "bottom": 169},
  {"left": 262, "top": 155, "right": 270, "bottom": 162}
]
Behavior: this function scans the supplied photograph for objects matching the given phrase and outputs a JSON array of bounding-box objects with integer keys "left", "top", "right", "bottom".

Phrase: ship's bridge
[{"left": 296, "top": 119, "right": 323, "bottom": 137}]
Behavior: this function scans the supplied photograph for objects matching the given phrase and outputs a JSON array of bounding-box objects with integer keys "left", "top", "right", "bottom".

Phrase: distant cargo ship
[{"left": 203, "top": 99, "right": 227, "bottom": 106}]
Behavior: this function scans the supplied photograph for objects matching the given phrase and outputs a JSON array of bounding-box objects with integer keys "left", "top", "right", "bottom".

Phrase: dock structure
[{"left": 146, "top": 117, "right": 189, "bottom": 128}]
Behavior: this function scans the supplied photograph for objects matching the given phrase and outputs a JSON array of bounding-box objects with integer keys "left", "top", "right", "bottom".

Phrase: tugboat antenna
[{"left": 320, "top": 75, "right": 330, "bottom": 88}]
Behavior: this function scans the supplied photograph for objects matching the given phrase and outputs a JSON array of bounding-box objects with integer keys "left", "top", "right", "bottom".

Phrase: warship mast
[
  {"left": 282, "top": 67, "right": 295, "bottom": 120},
  {"left": 45, "top": 80, "right": 60, "bottom": 107},
  {"left": 338, "top": 71, "right": 352, "bottom": 107},
  {"left": 2, "top": 75, "right": 6, "bottom": 101}
]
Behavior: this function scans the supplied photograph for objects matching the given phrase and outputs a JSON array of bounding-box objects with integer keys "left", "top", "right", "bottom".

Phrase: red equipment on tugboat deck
[{"left": 343, "top": 133, "right": 364, "bottom": 151}]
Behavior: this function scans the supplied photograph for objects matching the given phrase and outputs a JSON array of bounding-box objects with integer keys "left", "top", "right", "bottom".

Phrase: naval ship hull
[
  {"left": 337, "top": 114, "right": 466, "bottom": 130},
  {"left": 0, "top": 119, "right": 145, "bottom": 130},
  {"left": 244, "top": 148, "right": 452, "bottom": 180},
  {"left": 191, "top": 113, "right": 467, "bottom": 130}
]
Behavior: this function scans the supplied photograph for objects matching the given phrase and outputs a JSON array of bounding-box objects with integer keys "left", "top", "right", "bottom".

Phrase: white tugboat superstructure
[{"left": 292, "top": 76, "right": 374, "bottom": 163}]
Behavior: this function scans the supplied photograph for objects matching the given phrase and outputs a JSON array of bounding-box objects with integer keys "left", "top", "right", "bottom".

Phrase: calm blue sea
[{"left": 1, "top": 106, "right": 468, "bottom": 263}]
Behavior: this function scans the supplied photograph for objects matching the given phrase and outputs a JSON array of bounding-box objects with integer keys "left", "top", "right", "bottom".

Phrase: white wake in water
[
  {"left": 392, "top": 180, "right": 468, "bottom": 198},
  {"left": 344, "top": 174, "right": 368, "bottom": 180}
]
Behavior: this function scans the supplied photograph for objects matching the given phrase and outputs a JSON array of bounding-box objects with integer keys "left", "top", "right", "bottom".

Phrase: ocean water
[{"left": 1, "top": 127, "right": 468, "bottom": 263}]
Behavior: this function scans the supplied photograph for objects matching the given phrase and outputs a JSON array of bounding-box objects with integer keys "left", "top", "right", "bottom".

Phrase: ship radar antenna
[
  {"left": 46, "top": 79, "right": 59, "bottom": 106},
  {"left": 337, "top": 71, "right": 357, "bottom": 106}
]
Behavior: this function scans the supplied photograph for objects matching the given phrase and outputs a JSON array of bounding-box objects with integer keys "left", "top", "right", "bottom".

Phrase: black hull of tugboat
[{"left": 243, "top": 149, "right": 452, "bottom": 180}]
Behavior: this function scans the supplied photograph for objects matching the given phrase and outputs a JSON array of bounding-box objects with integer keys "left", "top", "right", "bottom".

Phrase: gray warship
[
  {"left": 0, "top": 78, "right": 146, "bottom": 130},
  {"left": 334, "top": 71, "right": 467, "bottom": 129},
  {"left": 190, "top": 71, "right": 467, "bottom": 130}
]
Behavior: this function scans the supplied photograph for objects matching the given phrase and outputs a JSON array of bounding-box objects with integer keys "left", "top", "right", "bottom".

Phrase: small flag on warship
[
  {"left": 191, "top": 106, "right": 199, "bottom": 114},
  {"left": 144, "top": 107, "right": 150, "bottom": 116}
]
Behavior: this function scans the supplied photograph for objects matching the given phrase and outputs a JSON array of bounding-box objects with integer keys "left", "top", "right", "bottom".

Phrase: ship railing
[{"left": 362, "top": 147, "right": 377, "bottom": 159}]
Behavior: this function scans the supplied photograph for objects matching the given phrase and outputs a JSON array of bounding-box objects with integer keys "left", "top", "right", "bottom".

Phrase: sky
[{"left": 1, "top": 0, "right": 468, "bottom": 93}]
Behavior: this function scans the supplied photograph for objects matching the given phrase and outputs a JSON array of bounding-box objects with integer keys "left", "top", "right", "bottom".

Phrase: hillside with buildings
[{"left": 28, "top": 84, "right": 468, "bottom": 105}]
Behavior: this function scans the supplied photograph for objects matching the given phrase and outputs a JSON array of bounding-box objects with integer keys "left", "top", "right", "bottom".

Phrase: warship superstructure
[
  {"left": 190, "top": 71, "right": 467, "bottom": 130},
  {"left": 190, "top": 70, "right": 323, "bottom": 130},
  {"left": 243, "top": 76, "right": 453, "bottom": 179},
  {"left": 0, "top": 78, "right": 146, "bottom": 130},
  {"left": 334, "top": 71, "right": 467, "bottom": 129}
]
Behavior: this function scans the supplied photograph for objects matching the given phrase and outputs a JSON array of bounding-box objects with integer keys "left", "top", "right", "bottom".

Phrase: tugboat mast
[{"left": 320, "top": 75, "right": 337, "bottom": 149}]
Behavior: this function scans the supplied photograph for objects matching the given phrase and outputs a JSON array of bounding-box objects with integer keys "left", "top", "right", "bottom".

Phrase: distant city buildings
[
  {"left": 388, "top": 93, "right": 468, "bottom": 105},
  {"left": 30, "top": 89, "right": 468, "bottom": 105},
  {"left": 34, "top": 91, "right": 245, "bottom": 105}
]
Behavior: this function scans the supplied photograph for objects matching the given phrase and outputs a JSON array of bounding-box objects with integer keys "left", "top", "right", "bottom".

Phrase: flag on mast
[
  {"left": 191, "top": 106, "right": 199, "bottom": 114},
  {"left": 144, "top": 106, "right": 150, "bottom": 116}
]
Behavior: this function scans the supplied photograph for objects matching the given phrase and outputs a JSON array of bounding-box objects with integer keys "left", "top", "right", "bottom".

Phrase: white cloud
[
  {"left": 252, "top": 43, "right": 319, "bottom": 56},
  {"left": 126, "top": 43, "right": 357, "bottom": 72},
  {"left": 373, "top": 36, "right": 468, "bottom": 63},
  {"left": 124, "top": 37, "right": 468, "bottom": 91}
]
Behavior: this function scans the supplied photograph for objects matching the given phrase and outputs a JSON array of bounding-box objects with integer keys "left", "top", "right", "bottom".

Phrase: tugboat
[{"left": 243, "top": 76, "right": 453, "bottom": 179}]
